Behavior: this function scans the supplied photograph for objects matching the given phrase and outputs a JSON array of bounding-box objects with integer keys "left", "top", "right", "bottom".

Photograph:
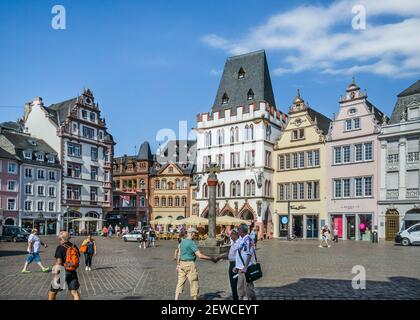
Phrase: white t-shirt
[
  {"left": 235, "top": 235, "right": 255, "bottom": 270},
  {"left": 28, "top": 234, "right": 41, "bottom": 253},
  {"left": 228, "top": 239, "right": 241, "bottom": 261}
]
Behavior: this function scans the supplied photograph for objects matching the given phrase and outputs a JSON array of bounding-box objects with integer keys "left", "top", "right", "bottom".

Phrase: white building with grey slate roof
[
  {"left": 195, "top": 50, "right": 287, "bottom": 239},
  {"left": 23, "top": 89, "right": 115, "bottom": 234},
  {"left": 378, "top": 80, "right": 420, "bottom": 240}
]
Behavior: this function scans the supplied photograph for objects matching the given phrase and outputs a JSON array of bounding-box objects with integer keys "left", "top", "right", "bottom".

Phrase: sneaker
[
  {"left": 42, "top": 267, "right": 50, "bottom": 272},
  {"left": 319, "top": 245, "right": 322, "bottom": 248},
  {"left": 88, "top": 267, "right": 92, "bottom": 271},
  {"left": 328, "top": 245, "right": 331, "bottom": 248},
  {"left": 85, "top": 266, "right": 89, "bottom": 271},
  {"left": 21, "top": 269, "right": 31, "bottom": 273}
]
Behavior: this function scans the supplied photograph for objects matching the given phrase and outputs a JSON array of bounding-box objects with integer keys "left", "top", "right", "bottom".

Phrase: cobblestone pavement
[{"left": 1, "top": 236, "right": 419, "bottom": 300}]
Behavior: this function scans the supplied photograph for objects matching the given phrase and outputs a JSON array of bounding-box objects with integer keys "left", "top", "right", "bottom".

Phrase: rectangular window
[
  {"left": 74, "top": 144, "right": 81, "bottom": 157},
  {"left": 408, "top": 107, "right": 420, "bottom": 120},
  {"left": 293, "top": 153, "right": 298, "bottom": 169},
  {"left": 334, "top": 147, "right": 342, "bottom": 164},
  {"left": 82, "top": 126, "right": 95, "bottom": 139},
  {"left": 299, "top": 183, "right": 305, "bottom": 200},
  {"left": 48, "top": 186, "right": 56, "bottom": 197},
  {"left": 24, "top": 152, "right": 32, "bottom": 160},
  {"left": 91, "top": 147, "right": 98, "bottom": 161},
  {"left": 355, "top": 178, "right": 363, "bottom": 197},
  {"left": 48, "top": 202, "right": 55, "bottom": 212},
  {"left": 285, "top": 184, "right": 290, "bottom": 200},
  {"left": 364, "top": 177, "right": 372, "bottom": 196},
  {"left": 8, "top": 180, "right": 16, "bottom": 191},
  {"left": 355, "top": 144, "right": 363, "bottom": 162},
  {"left": 25, "top": 168, "right": 33, "bottom": 178},
  {"left": 279, "top": 155, "right": 285, "bottom": 170},
  {"left": 245, "top": 150, "right": 255, "bottom": 167},
  {"left": 307, "top": 151, "right": 313, "bottom": 167},
  {"left": 345, "top": 120, "right": 352, "bottom": 131},
  {"left": 49, "top": 171, "right": 56, "bottom": 181},
  {"left": 37, "top": 201, "right": 44, "bottom": 211},
  {"left": 8, "top": 198, "right": 16, "bottom": 210},
  {"left": 364, "top": 143, "right": 373, "bottom": 161},
  {"left": 91, "top": 167, "right": 98, "bottom": 180},
  {"left": 354, "top": 118, "right": 360, "bottom": 129},
  {"left": 36, "top": 154, "right": 44, "bottom": 161},
  {"left": 292, "top": 183, "right": 298, "bottom": 200},
  {"left": 313, "top": 181, "right": 319, "bottom": 199},
  {"left": 307, "top": 182, "right": 313, "bottom": 200},
  {"left": 90, "top": 112, "right": 96, "bottom": 122},
  {"left": 278, "top": 184, "right": 284, "bottom": 200},
  {"left": 25, "top": 184, "right": 33, "bottom": 195},
  {"left": 334, "top": 180, "right": 342, "bottom": 198},
  {"left": 81, "top": 110, "right": 88, "bottom": 119},
  {"left": 299, "top": 152, "right": 305, "bottom": 168},
  {"left": 8, "top": 162, "right": 17, "bottom": 174},
  {"left": 343, "top": 146, "right": 351, "bottom": 163},
  {"left": 314, "top": 150, "right": 320, "bottom": 166},
  {"left": 285, "top": 154, "right": 290, "bottom": 169},
  {"left": 25, "top": 201, "right": 32, "bottom": 211},
  {"left": 37, "top": 169, "right": 45, "bottom": 179},
  {"left": 343, "top": 179, "right": 350, "bottom": 197},
  {"left": 37, "top": 185, "right": 45, "bottom": 196},
  {"left": 90, "top": 187, "right": 98, "bottom": 201}
]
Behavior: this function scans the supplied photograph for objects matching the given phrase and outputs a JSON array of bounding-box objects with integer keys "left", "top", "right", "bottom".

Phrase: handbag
[{"left": 238, "top": 239, "right": 263, "bottom": 283}]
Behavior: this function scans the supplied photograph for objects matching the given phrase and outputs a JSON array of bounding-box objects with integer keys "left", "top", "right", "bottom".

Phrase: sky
[{"left": 0, "top": 0, "right": 419, "bottom": 156}]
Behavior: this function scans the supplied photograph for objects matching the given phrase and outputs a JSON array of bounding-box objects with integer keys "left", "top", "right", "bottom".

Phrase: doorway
[
  {"left": 292, "top": 215, "right": 303, "bottom": 238},
  {"left": 306, "top": 215, "right": 318, "bottom": 238},
  {"left": 332, "top": 215, "right": 343, "bottom": 238},
  {"left": 346, "top": 215, "right": 356, "bottom": 240},
  {"left": 279, "top": 215, "right": 289, "bottom": 238},
  {"left": 385, "top": 209, "right": 400, "bottom": 241}
]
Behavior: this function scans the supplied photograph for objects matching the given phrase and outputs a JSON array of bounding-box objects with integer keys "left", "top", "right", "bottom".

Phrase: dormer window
[
  {"left": 36, "top": 154, "right": 44, "bottom": 162},
  {"left": 24, "top": 151, "right": 32, "bottom": 160},
  {"left": 222, "top": 93, "right": 229, "bottom": 105},
  {"left": 238, "top": 67, "right": 245, "bottom": 79},
  {"left": 48, "top": 156, "right": 55, "bottom": 164},
  {"left": 90, "top": 112, "right": 96, "bottom": 122},
  {"left": 408, "top": 106, "right": 419, "bottom": 120},
  {"left": 247, "top": 89, "right": 254, "bottom": 100}
]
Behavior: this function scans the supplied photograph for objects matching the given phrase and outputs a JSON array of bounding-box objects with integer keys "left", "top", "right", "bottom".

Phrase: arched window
[
  {"left": 168, "top": 197, "right": 173, "bottom": 207},
  {"left": 175, "top": 197, "right": 180, "bottom": 207},
  {"left": 217, "top": 129, "right": 224, "bottom": 145},
  {"left": 217, "top": 183, "right": 220, "bottom": 198},
  {"left": 222, "top": 92, "right": 229, "bottom": 104},
  {"left": 247, "top": 88, "right": 254, "bottom": 100},
  {"left": 205, "top": 131, "right": 212, "bottom": 146},
  {"left": 162, "top": 179, "right": 167, "bottom": 190},
  {"left": 203, "top": 183, "right": 208, "bottom": 198},
  {"left": 236, "top": 181, "right": 241, "bottom": 197},
  {"left": 161, "top": 197, "right": 166, "bottom": 207},
  {"left": 154, "top": 197, "right": 159, "bottom": 207},
  {"left": 249, "top": 124, "right": 254, "bottom": 140},
  {"left": 268, "top": 181, "right": 271, "bottom": 197},
  {"left": 168, "top": 181, "right": 173, "bottom": 190},
  {"left": 245, "top": 180, "right": 250, "bottom": 196},
  {"left": 155, "top": 179, "right": 160, "bottom": 190},
  {"left": 86, "top": 212, "right": 99, "bottom": 218},
  {"left": 238, "top": 67, "right": 245, "bottom": 79},
  {"left": 220, "top": 182, "right": 225, "bottom": 197},
  {"left": 245, "top": 125, "right": 249, "bottom": 140},
  {"left": 181, "top": 196, "right": 187, "bottom": 207},
  {"left": 251, "top": 180, "right": 256, "bottom": 196},
  {"left": 182, "top": 178, "right": 187, "bottom": 189},
  {"left": 230, "top": 181, "right": 236, "bottom": 197},
  {"left": 140, "top": 179, "right": 145, "bottom": 189},
  {"left": 140, "top": 196, "right": 146, "bottom": 207},
  {"left": 230, "top": 127, "right": 235, "bottom": 143},
  {"left": 175, "top": 179, "right": 180, "bottom": 189}
]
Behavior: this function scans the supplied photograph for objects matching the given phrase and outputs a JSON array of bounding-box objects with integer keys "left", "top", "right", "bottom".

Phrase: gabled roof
[
  {"left": 212, "top": 50, "right": 276, "bottom": 112},
  {"left": 397, "top": 80, "right": 420, "bottom": 97},
  {"left": 137, "top": 141, "right": 153, "bottom": 161},
  {"left": 46, "top": 97, "right": 78, "bottom": 125},
  {"left": 0, "top": 147, "right": 18, "bottom": 160},
  {"left": 365, "top": 100, "right": 386, "bottom": 124},
  {"left": 0, "top": 121, "right": 23, "bottom": 132}
]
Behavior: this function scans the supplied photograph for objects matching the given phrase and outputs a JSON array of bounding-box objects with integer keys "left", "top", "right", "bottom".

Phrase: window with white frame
[
  {"left": 307, "top": 151, "right": 313, "bottom": 167},
  {"left": 408, "top": 106, "right": 419, "bottom": 120},
  {"left": 37, "top": 169, "right": 45, "bottom": 179},
  {"left": 8, "top": 162, "right": 17, "bottom": 174},
  {"left": 298, "top": 152, "right": 305, "bottom": 168},
  {"left": 25, "top": 184, "right": 33, "bottom": 195},
  {"left": 364, "top": 142, "right": 373, "bottom": 161},
  {"left": 48, "top": 202, "right": 55, "bottom": 212},
  {"left": 355, "top": 144, "right": 363, "bottom": 162},
  {"left": 364, "top": 177, "right": 372, "bottom": 196},
  {"left": 48, "top": 156, "right": 55, "bottom": 164},
  {"left": 24, "top": 200, "right": 32, "bottom": 211},
  {"left": 48, "top": 186, "right": 56, "bottom": 197},
  {"left": 37, "top": 185, "right": 45, "bottom": 196},
  {"left": 7, "top": 198, "right": 16, "bottom": 210},
  {"left": 245, "top": 150, "right": 255, "bottom": 167},
  {"left": 37, "top": 201, "right": 44, "bottom": 211},
  {"left": 279, "top": 155, "right": 285, "bottom": 170},
  {"left": 314, "top": 150, "right": 320, "bottom": 166},
  {"left": 345, "top": 118, "right": 360, "bottom": 131},
  {"left": 334, "top": 180, "right": 342, "bottom": 198},
  {"left": 25, "top": 168, "right": 33, "bottom": 178},
  {"left": 343, "top": 179, "right": 350, "bottom": 197},
  {"left": 292, "top": 153, "right": 298, "bottom": 169},
  {"left": 334, "top": 147, "right": 342, "bottom": 164},
  {"left": 24, "top": 151, "right": 32, "bottom": 160},
  {"left": 343, "top": 146, "right": 351, "bottom": 163},
  {"left": 355, "top": 178, "right": 363, "bottom": 197},
  {"left": 7, "top": 180, "right": 16, "bottom": 191},
  {"left": 91, "top": 147, "right": 98, "bottom": 161},
  {"left": 36, "top": 154, "right": 44, "bottom": 162},
  {"left": 49, "top": 171, "right": 56, "bottom": 181}
]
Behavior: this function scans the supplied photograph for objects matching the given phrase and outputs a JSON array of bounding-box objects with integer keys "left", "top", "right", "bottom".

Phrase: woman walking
[
  {"left": 319, "top": 225, "right": 331, "bottom": 248},
  {"left": 81, "top": 235, "right": 97, "bottom": 271}
]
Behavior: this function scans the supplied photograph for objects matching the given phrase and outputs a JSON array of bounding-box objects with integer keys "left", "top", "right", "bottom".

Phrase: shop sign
[{"left": 281, "top": 217, "right": 289, "bottom": 224}]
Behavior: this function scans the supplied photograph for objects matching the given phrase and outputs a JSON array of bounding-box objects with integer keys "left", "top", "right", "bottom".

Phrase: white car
[
  {"left": 395, "top": 223, "right": 420, "bottom": 246},
  {"left": 122, "top": 230, "right": 143, "bottom": 242}
]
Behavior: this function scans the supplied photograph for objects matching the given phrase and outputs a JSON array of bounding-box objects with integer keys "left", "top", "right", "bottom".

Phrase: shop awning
[{"left": 70, "top": 217, "right": 106, "bottom": 222}]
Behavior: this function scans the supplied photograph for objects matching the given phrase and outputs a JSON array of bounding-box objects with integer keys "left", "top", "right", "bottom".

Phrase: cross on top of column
[{"left": 206, "top": 163, "right": 221, "bottom": 176}]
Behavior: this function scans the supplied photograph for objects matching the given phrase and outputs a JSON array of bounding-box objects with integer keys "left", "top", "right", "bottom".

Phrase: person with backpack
[
  {"left": 80, "top": 234, "right": 97, "bottom": 271},
  {"left": 48, "top": 231, "right": 81, "bottom": 300}
]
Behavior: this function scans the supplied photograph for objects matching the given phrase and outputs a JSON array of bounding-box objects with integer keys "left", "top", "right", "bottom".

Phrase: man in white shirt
[
  {"left": 234, "top": 223, "right": 257, "bottom": 300},
  {"left": 22, "top": 228, "right": 49, "bottom": 273}
]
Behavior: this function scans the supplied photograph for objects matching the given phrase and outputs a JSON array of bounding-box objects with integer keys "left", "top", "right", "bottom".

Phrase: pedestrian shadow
[
  {"left": 93, "top": 266, "right": 115, "bottom": 271},
  {"left": 252, "top": 276, "right": 420, "bottom": 300},
  {"left": 120, "top": 295, "right": 144, "bottom": 300},
  {"left": 199, "top": 291, "right": 226, "bottom": 300},
  {"left": 0, "top": 250, "right": 27, "bottom": 257}
]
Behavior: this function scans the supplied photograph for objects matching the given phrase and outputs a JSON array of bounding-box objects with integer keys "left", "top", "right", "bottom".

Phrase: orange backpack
[{"left": 63, "top": 244, "right": 80, "bottom": 271}]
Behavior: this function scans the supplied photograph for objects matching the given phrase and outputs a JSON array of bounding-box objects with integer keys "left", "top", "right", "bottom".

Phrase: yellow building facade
[{"left": 273, "top": 91, "right": 331, "bottom": 239}]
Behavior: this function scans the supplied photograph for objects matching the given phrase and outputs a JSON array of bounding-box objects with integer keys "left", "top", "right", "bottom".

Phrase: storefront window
[{"left": 359, "top": 214, "right": 372, "bottom": 241}]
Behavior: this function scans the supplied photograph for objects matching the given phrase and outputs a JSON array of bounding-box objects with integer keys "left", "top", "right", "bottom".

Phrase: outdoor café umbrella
[
  {"left": 177, "top": 216, "right": 209, "bottom": 226},
  {"left": 216, "top": 215, "right": 251, "bottom": 226},
  {"left": 149, "top": 217, "right": 175, "bottom": 225}
]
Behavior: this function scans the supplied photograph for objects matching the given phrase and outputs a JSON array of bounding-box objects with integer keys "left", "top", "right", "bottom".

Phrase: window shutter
[
  {"left": 407, "top": 138, "right": 419, "bottom": 152},
  {"left": 387, "top": 141, "right": 399, "bottom": 154},
  {"left": 386, "top": 172, "right": 399, "bottom": 189},
  {"left": 406, "top": 171, "right": 419, "bottom": 188}
]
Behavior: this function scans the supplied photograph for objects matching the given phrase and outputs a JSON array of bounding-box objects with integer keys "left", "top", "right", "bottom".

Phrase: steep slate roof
[
  {"left": 46, "top": 97, "right": 78, "bottom": 125},
  {"left": 212, "top": 50, "right": 276, "bottom": 112},
  {"left": 306, "top": 108, "right": 332, "bottom": 135},
  {"left": 0, "top": 131, "right": 60, "bottom": 167},
  {"left": 0, "top": 146, "right": 18, "bottom": 160},
  {"left": 390, "top": 80, "right": 420, "bottom": 124},
  {"left": 150, "top": 140, "right": 196, "bottom": 176},
  {"left": 0, "top": 121, "right": 22, "bottom": 132},
  {"left": 365, "top": 100, "right": 386, "bottom": 123},
  {"left": 137, "top": 141, "right": 153, "bottom": 161}
]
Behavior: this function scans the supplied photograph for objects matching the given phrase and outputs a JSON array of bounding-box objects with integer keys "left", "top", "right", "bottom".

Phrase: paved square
[{"left": 1, "top": 237, "right": 419, "bottom": 300}]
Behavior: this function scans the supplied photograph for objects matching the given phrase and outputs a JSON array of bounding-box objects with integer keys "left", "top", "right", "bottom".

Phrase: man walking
[
  {"left": 174, "top": 227, "right": 216, "bottom": 300},
  {"left": 234, "top": 223, "right": 257, "bottom": 300},
  {"left": 48, "top": 231, "right": 81, "bottom": 300},
  {"left": 21, "top": 229, "right": 49, "bottom": 273}
]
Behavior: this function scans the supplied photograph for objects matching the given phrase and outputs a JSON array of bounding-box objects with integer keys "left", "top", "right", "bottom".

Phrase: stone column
[
  {"left": 206, "top": 172, "right": 218, "bottom": 244},
  {"left": 273, "top": 213, "right": 280, "bottom": 238}
]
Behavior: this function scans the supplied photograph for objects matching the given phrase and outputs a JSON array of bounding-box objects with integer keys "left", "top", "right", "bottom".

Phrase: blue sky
[{"left": 0, "top": 0, "right": 419, "bottom": 156}]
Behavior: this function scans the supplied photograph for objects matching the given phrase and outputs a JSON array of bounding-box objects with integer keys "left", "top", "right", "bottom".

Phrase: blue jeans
[{"left": 26, "top": 252, "right": 41, "bottom": 263}]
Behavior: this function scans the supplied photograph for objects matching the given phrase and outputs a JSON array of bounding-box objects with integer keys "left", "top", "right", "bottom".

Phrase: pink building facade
[
  {"left": 326, "top": 80, "right": 387, "bottom": 240},
  {"left": 0, "top": 149, "right": 20, "bottom": 226}
]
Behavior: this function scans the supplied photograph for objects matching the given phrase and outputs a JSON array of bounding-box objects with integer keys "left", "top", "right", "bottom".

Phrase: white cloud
[{"left": 201, "top": 0, "right": 420, "bottom": 77}]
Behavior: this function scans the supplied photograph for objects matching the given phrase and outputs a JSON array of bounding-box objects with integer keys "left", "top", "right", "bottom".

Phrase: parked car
[
  {"left": 395, "top": 223, "right": 420, "bottom": 246},
  {"left": 1, "top": 226, "right": 30, "bottom": 242},
  {"left": 122, "top": 230, "right": 143, "bottom": 242}
]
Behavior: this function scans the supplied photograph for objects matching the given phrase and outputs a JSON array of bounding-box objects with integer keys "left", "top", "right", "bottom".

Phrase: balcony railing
[
  {"left": 386, "top": 189, "right": 399, "bottom": 200},
  {"left": 407, "top": 152, "right": 419, "bottom": 163},
  {"left": 406, "top": 188, "right": 419, "bottom": 199}
]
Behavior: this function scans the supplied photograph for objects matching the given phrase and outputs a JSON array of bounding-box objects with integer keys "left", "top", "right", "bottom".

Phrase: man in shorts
[
  {"left": 21, "top": 228, "right": 49, "bottom": 273},
  {"left": 48, "top": 231, "right": 81, "bottom": 300}
]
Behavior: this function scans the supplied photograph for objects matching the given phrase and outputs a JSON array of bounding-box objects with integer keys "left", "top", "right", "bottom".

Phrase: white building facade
[
  {"left": 23, "top": 89, "right": 115, "bottom": 234},
  {"left": 378, "top": 80, "right": 420, "bottom": 240},
  {"left": 195, "top": 50, "right": 287, "bottom": 239}
]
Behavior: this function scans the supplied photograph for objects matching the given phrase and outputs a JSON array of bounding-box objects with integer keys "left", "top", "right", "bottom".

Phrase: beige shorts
[{"left": 175, "top": 260, "right": 199, "bottom": 297}]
